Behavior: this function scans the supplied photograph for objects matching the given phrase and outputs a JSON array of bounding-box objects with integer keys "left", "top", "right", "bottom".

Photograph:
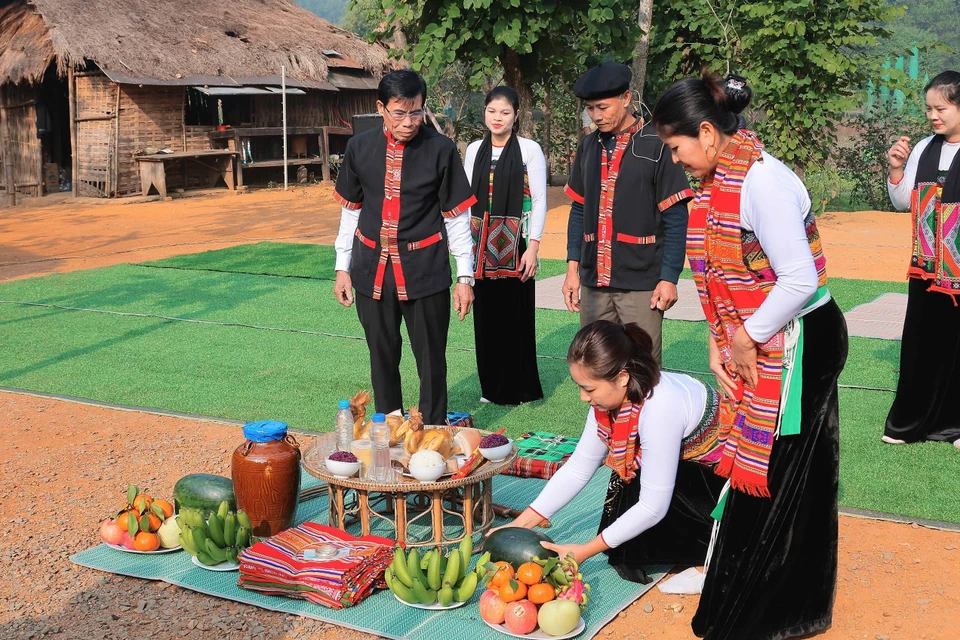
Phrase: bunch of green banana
[
  {"left": 177, "top": 501, "right": 255, "bottom": 567},
  {"left": 385, "top": 536, "right": 481, "bottom": 606}
]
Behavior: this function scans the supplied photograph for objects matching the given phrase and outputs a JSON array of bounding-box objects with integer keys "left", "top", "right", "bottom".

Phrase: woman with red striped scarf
[
  {"left": 652, "top": 72, "right": 848, "bottom": 640},
  {"left": 490, "top": 320, "right": 728, "bottom": 584}
]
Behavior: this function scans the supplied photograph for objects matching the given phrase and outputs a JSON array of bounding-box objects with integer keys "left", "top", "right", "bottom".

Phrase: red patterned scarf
[
  {"left": 595, "top": 119, "right": 643, "bottom": 287},
  {"left": 688, "top": 131, "right": 788, "bottom": 497},
  {"left": 594, "top": 401, "right": 644, "bottom": 482}
]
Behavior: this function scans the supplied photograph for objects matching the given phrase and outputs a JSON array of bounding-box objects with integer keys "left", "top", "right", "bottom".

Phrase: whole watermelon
[{"left": 485, "top": 527, "right": 557, "bottom": 568}]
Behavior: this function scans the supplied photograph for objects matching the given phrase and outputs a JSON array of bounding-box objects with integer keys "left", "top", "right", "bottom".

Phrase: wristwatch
[{"left": 457, "top": 276, "right": 475, "bottom": 287}]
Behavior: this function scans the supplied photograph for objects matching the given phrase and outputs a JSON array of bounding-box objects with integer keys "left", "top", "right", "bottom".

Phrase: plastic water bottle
[
  {"left": 335, "top": 400, "right": 353, "bottom": 452},
  {"left": 368, "top": 413, "right": 392, "bottom": 481}
]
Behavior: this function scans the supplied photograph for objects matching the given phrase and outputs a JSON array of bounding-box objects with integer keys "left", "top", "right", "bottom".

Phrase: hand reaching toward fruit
[{"left": 540, "top": 534, "right": 609, "bottom": 566}]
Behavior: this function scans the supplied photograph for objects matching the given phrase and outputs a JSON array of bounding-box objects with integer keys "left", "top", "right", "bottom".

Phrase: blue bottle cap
[
  {"left": 242, "top": 420, "right": 288, "bottom": 443},
  {"left": 338, "top": 400, "right": 350, "bottom": 410},
  {"left": 372, "top": 413, "right": 386, "bottom": 422}
]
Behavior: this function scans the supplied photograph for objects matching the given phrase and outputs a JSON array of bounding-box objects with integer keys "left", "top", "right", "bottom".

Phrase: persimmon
[
  {"left": 153, "top": 499, "right": 174, "bottom": 519},
  {"left": 499, "top": 579, "right": 527, "bottom": 603},
  {"left": 516, "top": 562, "right": 543, "bottom": 586},
  {"left": 133, "top": 531, "right": 160, "bottom": 552},
  {"left": 490, "top": 561, "right": 515, "bottom": 588},
  {"left": 528, "top": 582, "right": 556, "bottom": 604}
]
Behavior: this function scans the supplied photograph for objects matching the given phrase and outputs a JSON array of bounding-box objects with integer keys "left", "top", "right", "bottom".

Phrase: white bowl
[
  {"left": 409, "top": 463, "right": 446, "bottom": 483},
  {"left": 325, "top": 457, "right": 361, "bottom": 478},
  {"left": 478, "top": 439, "right": 513, "bottom": 463}
]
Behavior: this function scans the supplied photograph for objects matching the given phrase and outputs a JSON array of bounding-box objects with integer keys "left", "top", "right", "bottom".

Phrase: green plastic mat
[{"left": 71, "top": 470, "right": 666, "bottom": 639}]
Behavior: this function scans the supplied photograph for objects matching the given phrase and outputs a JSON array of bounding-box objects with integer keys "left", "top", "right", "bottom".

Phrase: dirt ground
[{"left": 1, "top": 188, "right": 952, "bottom": 640}]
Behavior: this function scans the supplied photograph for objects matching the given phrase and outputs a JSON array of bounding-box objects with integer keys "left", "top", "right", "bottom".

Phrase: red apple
[
  {"left": 479, "top": 589, "right": 507, "bottom": 625},
  {"left": 504, "top": 599, "right": 538, "bottom": 635},
  {"left": 100, "top": 519, "right": 124, "bottom": 546},
  {"left": 119, "top": 530, "right": 136, "bottom": 550}
]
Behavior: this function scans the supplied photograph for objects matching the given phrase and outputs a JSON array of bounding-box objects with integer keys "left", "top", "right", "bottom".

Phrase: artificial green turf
[{"left": 1, "top": 243, "right": 957, "bottom": 524}]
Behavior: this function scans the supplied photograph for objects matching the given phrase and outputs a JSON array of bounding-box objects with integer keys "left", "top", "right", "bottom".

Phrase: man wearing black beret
[{"left": 561, "top": 62, "right": 692, "bottom": 364}]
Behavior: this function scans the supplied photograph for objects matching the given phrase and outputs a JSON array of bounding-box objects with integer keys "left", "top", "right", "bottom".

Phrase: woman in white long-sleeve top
[
  {"left": 463, "top": 87, "right": 547, "bottom": 405},
  {"left": 652, "top": 72, "right": 848, "bottom": 640},
  {"left": 492, "top": 320, "right": 728, "bottom": 584},
  {"left": 884, "top": 71, "right": 960, "bottom": 448}
]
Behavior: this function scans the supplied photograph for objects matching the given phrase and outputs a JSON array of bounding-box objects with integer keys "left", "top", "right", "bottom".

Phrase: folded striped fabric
[
  {"left": 238, "top": 522, "right": 394, "bottom": 609},
  {"left": 504, "top": 431, "right": 580, "bottom": 480}
]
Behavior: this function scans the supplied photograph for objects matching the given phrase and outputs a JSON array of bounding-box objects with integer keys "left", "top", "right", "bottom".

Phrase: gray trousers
[{"left": 580, "top": 285, "right": 664, "bottom": 365}]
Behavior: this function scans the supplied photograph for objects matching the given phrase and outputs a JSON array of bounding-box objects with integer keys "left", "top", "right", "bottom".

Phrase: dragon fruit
[{"left": 557, "top": 578, "right": 591, "bottom": 611}]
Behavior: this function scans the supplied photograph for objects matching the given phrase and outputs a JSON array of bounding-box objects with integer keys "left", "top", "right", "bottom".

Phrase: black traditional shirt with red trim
[
  {"left": 334, "top": 126, "right": 477, "bottom": 301},
  {"left": 565, "top": 119, "right": 692, "bottom": 290}
]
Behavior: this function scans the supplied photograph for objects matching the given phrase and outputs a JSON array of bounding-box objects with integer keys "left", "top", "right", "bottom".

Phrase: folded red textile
[{"left": 238, "top": 522, "right": 395, "bottom": 609}]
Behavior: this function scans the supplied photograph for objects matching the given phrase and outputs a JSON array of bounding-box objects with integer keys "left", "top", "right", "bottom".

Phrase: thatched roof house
[{"left": 0, "top": 0, "right": 391, "bottom": 199}]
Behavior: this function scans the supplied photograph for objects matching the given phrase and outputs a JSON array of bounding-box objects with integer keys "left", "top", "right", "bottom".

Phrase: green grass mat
[
  {"left": 1, "top": 242, "right": 957, "bottom": 524},
  {"left": 70, "top": 471, "right": 666, "bottom": 640}
]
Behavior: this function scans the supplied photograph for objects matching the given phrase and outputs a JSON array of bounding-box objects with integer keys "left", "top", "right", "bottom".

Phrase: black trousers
[
  {"left": 885, "top": 278, "right": 960, "bottom": 443},
  {"left": 354, "top": 263, "right": 450, "bottom": 425},
  {"left": 692, "top": 300, "right": 848, "bottom": 640},
  {"left": 473, "top": 276, "right": 543, "bottom": 405}
]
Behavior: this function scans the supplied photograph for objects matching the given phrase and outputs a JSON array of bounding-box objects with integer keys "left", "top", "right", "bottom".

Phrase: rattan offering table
[{"left": 302, "top": 432, "right": 517, "bottom": 552}]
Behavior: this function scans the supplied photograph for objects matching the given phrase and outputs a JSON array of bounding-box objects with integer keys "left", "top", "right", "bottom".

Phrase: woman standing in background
[
  {"left": 463, "top": 87, "right": 547, "bottom": 405},
  {"left": 884, "top": 71, "right": 960, "bottom": 448}
]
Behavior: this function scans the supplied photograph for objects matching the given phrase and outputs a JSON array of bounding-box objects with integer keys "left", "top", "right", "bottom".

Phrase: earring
[{"left": 705, "top": 144, "right": 719, "bottom": 160}]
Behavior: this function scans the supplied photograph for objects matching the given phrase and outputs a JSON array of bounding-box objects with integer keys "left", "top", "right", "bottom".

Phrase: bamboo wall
[
  {"left": 116, "top": 84, "right": 186, "bottom": 196},
  {"left": 74, "top": 73, "right": 116, "bottom": 197},
  {"left": 250, "top": 90, "right": 376, "bottom": 127},
  {"left": 0, "top": 82, "right": 41, "bottom": 197}
]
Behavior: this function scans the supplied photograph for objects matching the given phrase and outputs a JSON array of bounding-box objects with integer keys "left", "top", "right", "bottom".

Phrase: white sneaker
[
  {"left": 881, "top": 435, "right": 907, "bottom": 445},
  {"left": 480, "top": 397, "right": 492, "bottom": 404},
  {"left": 953, "top": 438, "right": 960, "bottom": 449}
]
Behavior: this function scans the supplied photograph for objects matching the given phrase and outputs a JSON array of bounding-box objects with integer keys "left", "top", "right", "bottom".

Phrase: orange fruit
[
  {"left": 116, "top": 509, "right": 133, "bottom": 531},
  {"left": 133, "top": 494, "right": 153, "bottom": 514},
  {"left": 133, "top": 531, "right": 160, "bottom": 552},
  {"left": 153, "top": 499, "right": 174, "bottom": 519},
  {"left": 516, "top": 562, "right": 543, "bottom": 586},
  {"left": 145, "top": 513, "right": 163, "bottom": 532},
  {"left": 528, "top": 582, "right": 556, "bottom": 604},
  {"left": 490, "top": 561, "right": 515, "bottom": 588},
  {"left": 498, "top": 579, "right": 527, "bottom": 603}
]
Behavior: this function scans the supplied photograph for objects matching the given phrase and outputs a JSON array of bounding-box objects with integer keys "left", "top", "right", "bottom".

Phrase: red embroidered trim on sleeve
[
  {"left": 334, "top": 191, "right": 362, "bottom": 210},
  {"left": 657, "top": 188, "right": 694, "bottom": 212},
  {"left": 564, "top": 184, "right": 585, "bottom": 205},
  {"left": 442, "top": 195, "right": 478, "bottom": 219}
]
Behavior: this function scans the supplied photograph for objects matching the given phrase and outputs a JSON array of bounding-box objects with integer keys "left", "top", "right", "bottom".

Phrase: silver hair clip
[{"left": 726, "top": 78, "right": 745, "bottom": 91}]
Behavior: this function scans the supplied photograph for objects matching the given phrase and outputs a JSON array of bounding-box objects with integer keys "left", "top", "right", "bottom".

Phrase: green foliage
[
  {"left": 882, "top": 0, "right": 960, "bottom": 77},
  {"left": 834, "top": 99, "right": 929, "bottom": 211},
  {"left": 381, "top": 0, "right": 641, "bottom": 92},
  {"left": 647, "top": 0, "right": 899, "bottom": 171},
  {"left": 340, "top": 0, "right": 385, "bottom": 38}
]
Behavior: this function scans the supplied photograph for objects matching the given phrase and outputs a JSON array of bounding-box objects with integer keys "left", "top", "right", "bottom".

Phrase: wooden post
[
  {"left": 1, "top": 90, "right": 15, "bottom": 207},
  {"left": 110, "top": 84, "right": 120, "bottom": 197},
  {"left": 282, "top": 66, "right": 288, "bottom": 191},
  {"left": 68, "top": 69, "right": 78, "bottom": 197},
  {"left": 542, "top": 88, "right": 552, "bottom": 186}
]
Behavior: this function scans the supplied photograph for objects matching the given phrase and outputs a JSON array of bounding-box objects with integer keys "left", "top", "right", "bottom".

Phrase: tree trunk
[
  {"left": 385, "top": 7, "right": 408, "bottom": 65},
  {"left": 501, "top": 49, "right": 535, "bottom": 139},
  {"left": 631, "top": 0, "right": 655, "bottom": 103},
  {"left": 542, "top": 88, "right": 552, "bottom": 186}
]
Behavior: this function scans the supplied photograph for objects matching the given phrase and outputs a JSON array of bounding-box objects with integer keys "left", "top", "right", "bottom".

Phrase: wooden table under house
[
  {"left": 135, "top": 150, "right": 238, "bottom": 199},
  {"left": 208, "top": 126, "right": 352, "bottom": 185},
  {"left": 302, "top": 432, "right": 518, "bottom": 552}
]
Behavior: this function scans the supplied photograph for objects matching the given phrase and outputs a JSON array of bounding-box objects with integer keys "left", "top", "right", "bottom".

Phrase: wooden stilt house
[{"left": 0, "top": 0, "right": 389, "bottom": 200}]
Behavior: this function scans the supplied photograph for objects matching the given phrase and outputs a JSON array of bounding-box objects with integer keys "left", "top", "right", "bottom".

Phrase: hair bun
[{"left": 723, "top": 74, "right": 752, "bottom": 115}]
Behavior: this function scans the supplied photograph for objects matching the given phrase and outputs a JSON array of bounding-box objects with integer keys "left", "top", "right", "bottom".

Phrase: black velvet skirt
[
  {"left": 692, "top": 299, "right": 848, "bottom": 640},
  {"left": 598, "top": 460, "right": 727, "bottom": 584},
  {"left": 472, "top": 274, "right": 543, "bottom": 405},
  {"left": 884, "top": 278, "right": 960, "bottom": 443}
]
